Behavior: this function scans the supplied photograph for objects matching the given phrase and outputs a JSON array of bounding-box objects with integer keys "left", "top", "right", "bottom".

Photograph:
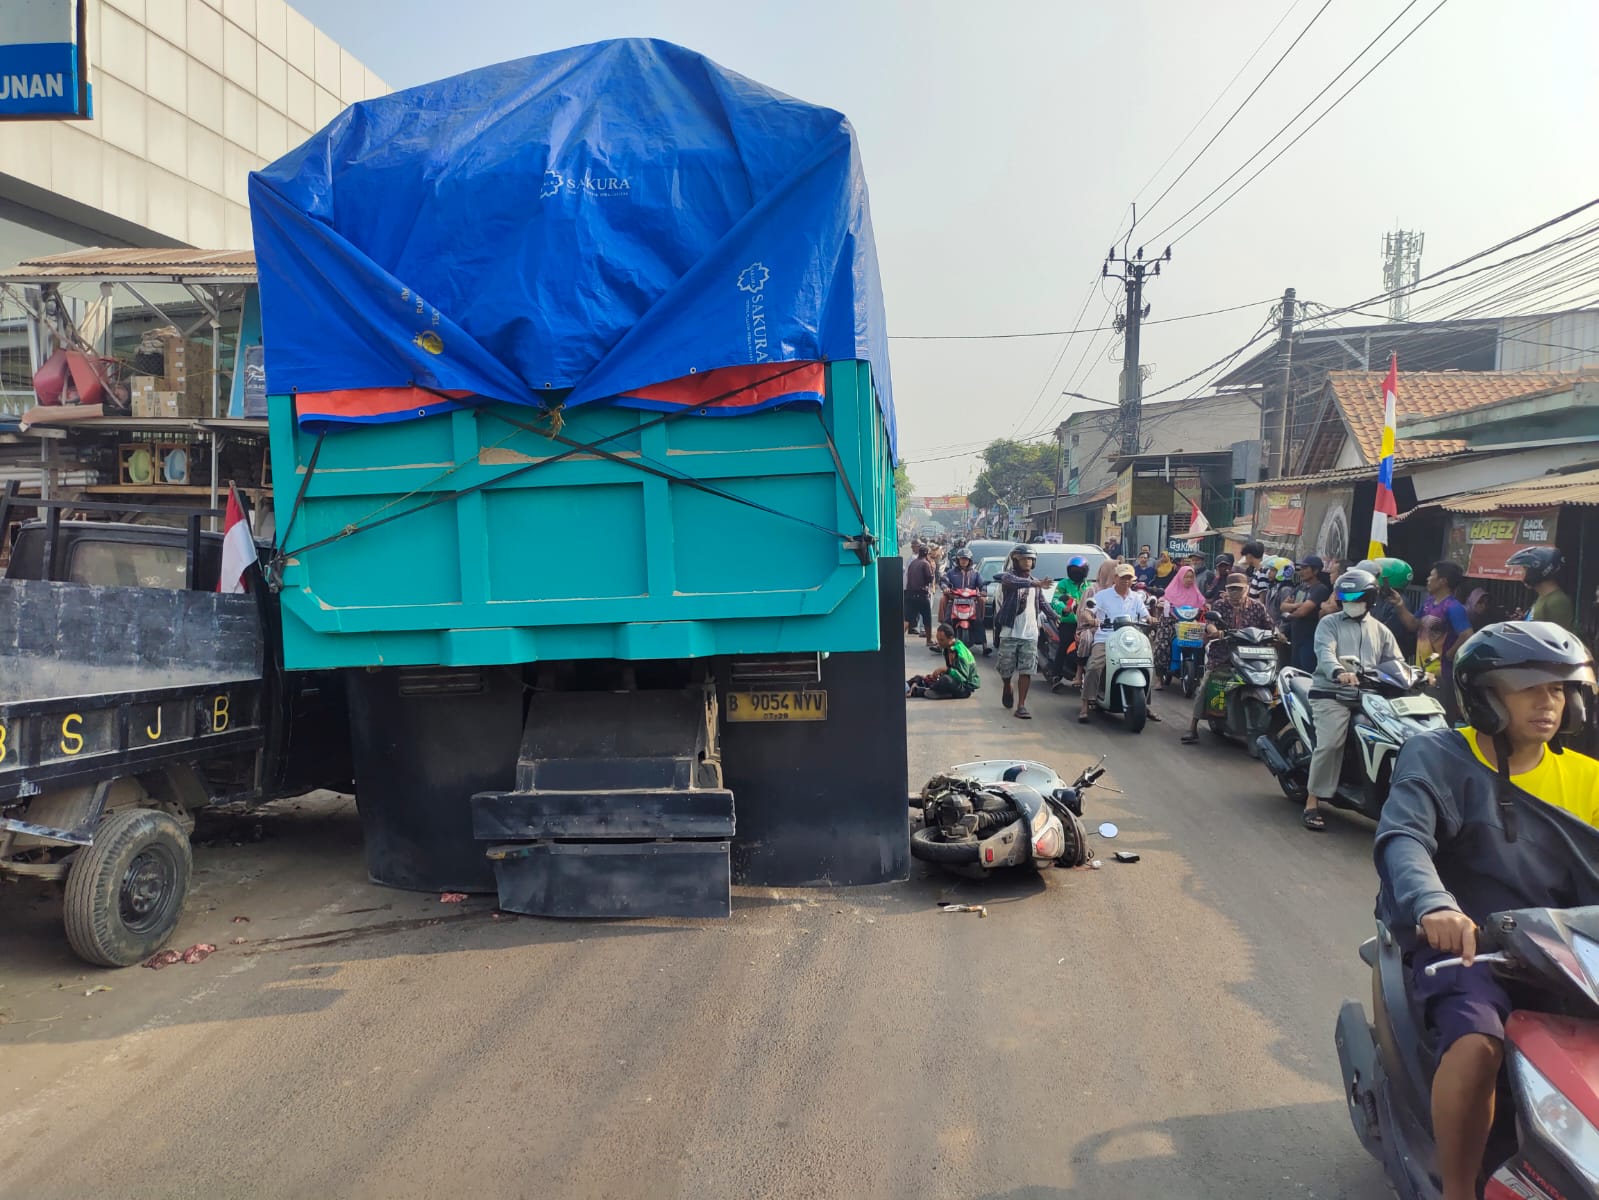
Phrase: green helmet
[{"left": 1356, "top": 557, "right": 1413, "bottom": 591}]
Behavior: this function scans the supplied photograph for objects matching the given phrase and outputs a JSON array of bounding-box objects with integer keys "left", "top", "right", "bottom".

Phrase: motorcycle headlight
[{"left": 1511, "top": 1050, "right": 1599, "bottom": 1188}]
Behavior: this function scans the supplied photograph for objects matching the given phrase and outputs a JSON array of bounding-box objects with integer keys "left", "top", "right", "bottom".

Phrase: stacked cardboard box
[{"left": 132, "top": 331, "right": 211, "bottom": 417}]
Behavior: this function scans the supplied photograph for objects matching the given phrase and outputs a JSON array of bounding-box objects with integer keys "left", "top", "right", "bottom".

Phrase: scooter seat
[{"left": 1284, "top": 671, "right": 1314, "bottom": 707}]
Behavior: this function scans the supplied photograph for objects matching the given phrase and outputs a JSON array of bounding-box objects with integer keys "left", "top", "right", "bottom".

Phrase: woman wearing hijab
[
  {"left": 1153, "top": 551, "right": 1176, "bottom": 589},
  {"left": 1154, "top": 564, "right": 1208, "bottom": 688}
]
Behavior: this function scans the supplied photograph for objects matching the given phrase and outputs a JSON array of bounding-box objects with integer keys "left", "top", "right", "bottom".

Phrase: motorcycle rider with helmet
[
  {"left": 1507, "top": 544, "right": 1577, "bottom": 633},
  {"left": 1374, "top": 622, "right": 1599, "bottom": 1200},
  {"left": 1303, "top": 569, "right": 1404, "bottom": 832},
  {"left": 1047, "top": 556, "right": 1092, "bottom": 690},
  {"left": 940, "top": 547, "right": 984, "bottom": 629}
]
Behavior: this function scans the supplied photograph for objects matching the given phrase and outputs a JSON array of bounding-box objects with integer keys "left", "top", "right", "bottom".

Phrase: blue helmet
[{"left": 1067, "top": 557, "right": 1089, "bottom": 583}]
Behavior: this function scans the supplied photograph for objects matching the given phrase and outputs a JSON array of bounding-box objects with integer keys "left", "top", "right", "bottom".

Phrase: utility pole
[
  {"left": 1272, "top": 287, "right": 1296, "bottom": 477},
  {"left": 1105, "top": 228, "right": 1171, "bottom": 459},
  {"left": 1381, "top": 228, "right": 1425, "bottom": 321}
]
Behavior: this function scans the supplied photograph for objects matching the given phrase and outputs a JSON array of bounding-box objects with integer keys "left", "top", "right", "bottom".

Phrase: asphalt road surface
[{"left": 0, "top": 642, "right": 1391, "bottom": 1199}]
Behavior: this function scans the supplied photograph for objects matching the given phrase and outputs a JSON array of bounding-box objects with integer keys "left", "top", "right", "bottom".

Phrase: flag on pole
[
  {"left": 217, "top": 484, "right": 255, "bottom": 594},
  {"left": 1368, "top": 353, "right": 1399, "bottom": 559},
  {"left": 1184, "top": 497, "right": 1212, "bottom": 541}
]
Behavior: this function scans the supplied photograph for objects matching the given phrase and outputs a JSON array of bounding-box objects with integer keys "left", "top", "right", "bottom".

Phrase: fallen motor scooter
[
  {"left": 1088, "top": 614, "right": 1156, "bottom": 733},
  {"left": 1337, "top": 906, "right": 1599, "bottom": 1199},
  {"left": 1257, "top": 656, "right": 1446, "bottom": 820},
  {"left": 910, "top": 758, "right": 1103, "bottom": 875},
  {"left": 1198, "top": 624, "right": 1280, "bottom": 751}
]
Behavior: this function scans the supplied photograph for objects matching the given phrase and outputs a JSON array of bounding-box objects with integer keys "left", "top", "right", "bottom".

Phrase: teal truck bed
[{"left": 269, "top": 360, "right": 895, "bottom": 670}]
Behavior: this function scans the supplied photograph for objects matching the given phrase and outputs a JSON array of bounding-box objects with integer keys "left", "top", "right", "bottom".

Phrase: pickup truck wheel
[{"left": 64, "top": 808, "right": 192, "bottom": 968}]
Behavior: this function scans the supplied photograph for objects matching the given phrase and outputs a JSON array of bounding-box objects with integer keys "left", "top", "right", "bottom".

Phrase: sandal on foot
[
  {"left": 1180, "top": 732, "right": 1200, "bottom": 745},
  {"left": 1147, "top": 711, "right": 1163, "bottom": 723},
  {"left": 1015, "top": 706, "right": 1032, "bottom": 719},
  {"left": 1303, "top": 809, "right": 1327, "bottom": 832},
  {"left": 1077, "top": 712, "right": 1091, "bottom": 724},
  {"left": 1002, "top": 683, "right": 1014, "bottom": 709}
]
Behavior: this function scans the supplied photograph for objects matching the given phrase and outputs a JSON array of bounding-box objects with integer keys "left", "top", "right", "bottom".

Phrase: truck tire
[
  {"left": 910, "top": 826, "right": 979, "bottom": 865},
  {"left": 64, "top": 808, "right": 192, "bottom": 968}
]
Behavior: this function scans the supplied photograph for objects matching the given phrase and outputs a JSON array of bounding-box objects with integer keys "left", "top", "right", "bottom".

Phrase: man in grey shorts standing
[{"left": 993, "top": 545, "right": 1051, "bottom": 720}]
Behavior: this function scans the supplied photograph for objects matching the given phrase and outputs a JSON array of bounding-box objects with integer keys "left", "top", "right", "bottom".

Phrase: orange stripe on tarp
[
  {"left": 294, "top": 361, "right": 829, "bottom": 427},
  {"left": 618, "top": 361, "right": 827, "bottom": 410}
]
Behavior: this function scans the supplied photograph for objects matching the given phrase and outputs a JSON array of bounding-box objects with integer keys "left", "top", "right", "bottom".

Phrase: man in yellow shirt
[{"left": 1375, "top": 622, "right": 1599, "bottom": 1200}]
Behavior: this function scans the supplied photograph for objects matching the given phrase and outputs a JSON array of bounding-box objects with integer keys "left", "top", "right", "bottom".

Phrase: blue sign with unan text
[{"left": 0, "top": 41, "right": 88, "bottom": 118}]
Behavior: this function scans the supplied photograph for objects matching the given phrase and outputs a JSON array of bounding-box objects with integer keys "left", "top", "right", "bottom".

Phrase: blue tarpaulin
[{"left": 248, "top": 38, "right": 894, "bottom": 453}]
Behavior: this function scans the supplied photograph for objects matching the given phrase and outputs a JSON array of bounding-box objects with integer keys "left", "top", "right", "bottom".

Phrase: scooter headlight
[{"left": 1511, "top": 1050, "right": 1599, "bottom": 1188}]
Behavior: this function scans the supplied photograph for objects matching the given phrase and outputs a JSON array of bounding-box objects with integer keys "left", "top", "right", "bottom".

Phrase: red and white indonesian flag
[
  {"left": 217, "top": 485, "right": 254, "bottom": 594},
  {"left": 1186, "top": 499, "right": 1211, "bottom": 540}
]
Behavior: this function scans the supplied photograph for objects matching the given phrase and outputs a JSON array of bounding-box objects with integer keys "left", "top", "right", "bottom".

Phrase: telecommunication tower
[{"left": 1381, "top": 229, "right": 1425, "bottom": 321}]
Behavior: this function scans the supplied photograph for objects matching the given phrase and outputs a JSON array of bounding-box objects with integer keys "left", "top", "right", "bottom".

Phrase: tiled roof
[
  {"left": 1405, "top": 463, "right": 1599, "bottom": 516},
  {"left": 1326, "top": 370, "right": 1595, "bottom": 464}
]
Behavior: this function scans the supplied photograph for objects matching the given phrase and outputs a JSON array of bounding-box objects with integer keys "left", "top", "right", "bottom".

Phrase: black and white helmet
[{"left": 1453, "top": 620, "right": 1596, "bottom": 735}]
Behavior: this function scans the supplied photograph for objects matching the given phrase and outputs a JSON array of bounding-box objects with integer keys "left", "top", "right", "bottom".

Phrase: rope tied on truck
[{"left": 266, "top": 364, "right": 878, "bottom": 588}]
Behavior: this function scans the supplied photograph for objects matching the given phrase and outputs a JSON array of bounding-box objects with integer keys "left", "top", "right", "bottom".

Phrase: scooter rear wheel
[{"left": 910, "top": 826, "right": 980, "bottom": 864}]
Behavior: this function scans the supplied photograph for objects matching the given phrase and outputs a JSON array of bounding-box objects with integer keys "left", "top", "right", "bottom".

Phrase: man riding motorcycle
[
  {"left": 1304, "top": 568, "right": 1403, "bottom": 832},
  {"left": 940, "top": 547, "right": 985, "bottom": 630},
  {"left": 1374, "top": 622, "right": 1599, "bottom": 1200},
  {"left": 1047, "top": 556, "right": 1092, "bottom": 690}
]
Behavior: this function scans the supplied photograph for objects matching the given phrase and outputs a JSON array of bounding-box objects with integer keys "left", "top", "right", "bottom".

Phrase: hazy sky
[{"left": 288, "top": 0, "right": 1598, "bottom": 493}]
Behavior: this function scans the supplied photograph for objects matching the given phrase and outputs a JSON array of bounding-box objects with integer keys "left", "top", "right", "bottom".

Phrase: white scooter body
[
  {"left": 1094, "top": 616, "right": 1155, "bottom": 733},
  {"left": 1262, "top": 660, "right": 1447, "bottom": 819}
]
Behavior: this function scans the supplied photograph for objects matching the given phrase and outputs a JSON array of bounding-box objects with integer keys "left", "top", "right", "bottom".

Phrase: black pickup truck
[{"left": 0, "top": 501, "right": 351, "bottom": 965}]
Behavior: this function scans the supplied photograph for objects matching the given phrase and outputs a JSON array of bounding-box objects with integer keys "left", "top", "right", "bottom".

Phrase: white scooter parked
[{"left": 1089, "top": 611, "right": 1156, "bottom": 733}]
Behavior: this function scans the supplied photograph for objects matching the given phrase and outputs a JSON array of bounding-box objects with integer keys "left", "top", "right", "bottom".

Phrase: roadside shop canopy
[{"left": 248, "top": 37, "right": 894, "bottom": 452}]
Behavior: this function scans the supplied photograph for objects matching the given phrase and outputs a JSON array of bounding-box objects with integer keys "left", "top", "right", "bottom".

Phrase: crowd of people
[{"left": 905, "top": 532, "right": 1599, "bottom": 1200}]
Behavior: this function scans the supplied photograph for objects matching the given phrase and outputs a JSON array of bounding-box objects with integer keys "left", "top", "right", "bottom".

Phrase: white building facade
[{"left": 0, "top": 0, "right": 388, "bottom": 264}]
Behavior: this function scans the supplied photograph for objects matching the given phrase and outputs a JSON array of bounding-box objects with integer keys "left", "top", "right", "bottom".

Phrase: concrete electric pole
[
  {"left": 1272, "top": 287, "right": 1296, "bottom": 477},
  {"left": 1105, "top": 234, "right": 1172, "bottom": 458},
  {"left": 1381, "top": 229, "right": 1425, "bottom": 321}
]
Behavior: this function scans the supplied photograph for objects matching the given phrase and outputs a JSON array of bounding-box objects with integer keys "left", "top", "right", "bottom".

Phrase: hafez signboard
[
  {"left": 1442, "top": 509, "right": 1558, "bottom": 580},
  {"left": 0, "top": 0, "right": 91, "bottom": 120}
]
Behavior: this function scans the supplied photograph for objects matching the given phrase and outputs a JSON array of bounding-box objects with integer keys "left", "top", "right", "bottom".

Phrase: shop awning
[{"left": 1399, "top": 463, "right": 1599, "bottom": 518}]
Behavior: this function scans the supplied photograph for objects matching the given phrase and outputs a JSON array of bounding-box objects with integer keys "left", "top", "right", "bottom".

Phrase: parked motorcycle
[
  {"left": 1337, "top": 906, "right": 1599, "bottom": 1199},
  {"left": 1088, "top": 615, "right": 1156, "bottom": 733},
  {"left": 910, "top": 757, "right": 1103, "bottom": 875},
  {"left": 1197, "top": 625, "right": 1280, "bottom": 750},
  {"left": 1164, "top": 604, "right": 1208, "bottom": 698},
  {"left": 1256, "top": 656, "right": 1446, "bottom": 819},
  {"left": 946, "top": 586, "right": 987, "bottom": 654}
]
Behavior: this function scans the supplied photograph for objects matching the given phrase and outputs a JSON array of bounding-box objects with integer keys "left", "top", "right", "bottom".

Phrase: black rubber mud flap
[
  {"left": 487, "top": 841, "right": 731, "bottom": 919},
  {"left": 720, "top": 558, "right": 910, "bottom": 887},
  {"left": 346, "top": 665, "right": 524, "bottom": 893}
]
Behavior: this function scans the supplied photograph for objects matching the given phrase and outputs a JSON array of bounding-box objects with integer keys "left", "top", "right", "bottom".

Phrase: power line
[
  {"left": 1143, "top": 0, "right": 1423, "bottom": 246},
  {"left": 1136, "top": 0, "right": 1336, "bottom": 231},
  {"left": 1127, "top": 0, "right": 1309, "bottom": 213},
  {"left": 888, "top": 295, "right": 1277, "bottom": 340},
  {"left": 1166, "top": 0, "right": 1455, "bottom": 248}
]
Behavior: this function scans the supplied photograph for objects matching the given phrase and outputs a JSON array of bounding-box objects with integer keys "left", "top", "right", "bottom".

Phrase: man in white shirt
[
  {"left": 1076, "top": 563, "right": 1157, "bottom": 723},
  {"left": 994, "top": 546, "right": 1053, "bottom": 720}
]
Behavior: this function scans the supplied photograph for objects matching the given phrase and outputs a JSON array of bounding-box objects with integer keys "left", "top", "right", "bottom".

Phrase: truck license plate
[{"left": 725, "top": 690, "right": 828, "bottom": 723}]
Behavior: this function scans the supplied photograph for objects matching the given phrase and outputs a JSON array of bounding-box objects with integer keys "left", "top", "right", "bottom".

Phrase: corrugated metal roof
[
  {"left": 1405, "top": 464, "right": 1599, "bottom": 515},
  {"left": 1236, "top": 451, "right": 1476, "bottom": 491},
  {"left": 0, "top": 249, "right": 256, "bottom": 281}
]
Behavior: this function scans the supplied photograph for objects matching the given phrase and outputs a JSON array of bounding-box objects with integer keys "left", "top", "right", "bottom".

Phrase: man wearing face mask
[{"left": 1303, "top": 568, "right": 1404, "bottom": 832}]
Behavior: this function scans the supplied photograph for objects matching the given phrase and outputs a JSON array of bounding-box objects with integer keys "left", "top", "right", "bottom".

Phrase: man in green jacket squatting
[{"left": 909, "top": 623, "right": 982, "bottom": 699}]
